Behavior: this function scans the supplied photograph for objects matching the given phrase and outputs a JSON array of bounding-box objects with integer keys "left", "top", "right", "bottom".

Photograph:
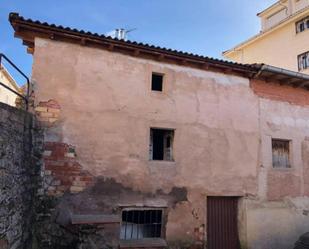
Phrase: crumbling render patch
[
  {"left": 35, "top": 99, "right": 61, "bottom": 127},
  {"left": 34, "top": 177, "right": 189, "bottom": 248},
  {"left": 41, "top": 142, "right": 94, "bottom": 196}
]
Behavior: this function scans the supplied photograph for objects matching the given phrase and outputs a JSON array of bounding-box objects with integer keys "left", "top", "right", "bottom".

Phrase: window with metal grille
[
  {"left": 298, "top": 51, "right": 309, "bottom": 71},
  {"left": 272, "top": 139, "right": 291, "bottom": 168},
  {"left": 149, "top": 128, "right": 174, "bottom": 161},
  {"left": 120, "top": 210, "right": 163, "bottom": 240},
  {"left": 296, "top": 16, "right": 309, "bottom": 33}
]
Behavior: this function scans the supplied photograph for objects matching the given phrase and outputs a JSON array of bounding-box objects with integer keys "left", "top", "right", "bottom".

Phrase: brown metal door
[{"left": 207, "top": 197, "right": 240, "bottom": 249}]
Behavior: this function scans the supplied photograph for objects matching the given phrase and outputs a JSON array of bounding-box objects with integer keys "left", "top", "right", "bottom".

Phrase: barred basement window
[
  {"left": 298, "top": 51, "right": 309, "bottom": 71},
  {"left": 149, "top": 128, "right": 174, "bottom": 161},
  {"left": 120, "top": 209, "right": 163, "bottom": 239},
  {"left": 272, "top": 139, "right": 291, "bottom": 168}
]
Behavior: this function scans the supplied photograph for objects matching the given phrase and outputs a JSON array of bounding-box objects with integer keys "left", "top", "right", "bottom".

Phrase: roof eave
[
  {"left": 252, "top": 64, "right": 309, "bottom": 89},
  {"left": 257, "top": 0, "right": 285, "bottom": 17},
  {"left": 9, "top": 12, "right": 257, "bottom": 78},
  {"left": 9, "top": 13, "right": 309, "bottom": 91}
]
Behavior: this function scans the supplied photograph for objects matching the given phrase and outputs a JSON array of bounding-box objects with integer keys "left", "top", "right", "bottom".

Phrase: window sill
[
  {"left": 271, "top": 167, "right": 294, "bottom": 172},
  {"left": 148, "top": 160, "right": 176, "bottom": 166},
  {"left": 149, "top": 159, "right": 174, "bottom": 162},
  {"left": 119, "top": 238, "right": 167, "bottom": 248},
  {"left": 70, "top": 214, "right": 120, "bottom": 225},
  {"left": 150, "top": 91, "right": 169, "bottom": 98},
  {"left": 296, "top": 28, "right": 309, "bottom": 35},
  {"left": 299, "top": 68, "right": 309, "bottom": 73}
]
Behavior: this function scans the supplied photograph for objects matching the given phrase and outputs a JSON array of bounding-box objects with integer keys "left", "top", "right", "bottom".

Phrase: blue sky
[{"left": 0, "top": 0, "right": 275, "bottom": 85}]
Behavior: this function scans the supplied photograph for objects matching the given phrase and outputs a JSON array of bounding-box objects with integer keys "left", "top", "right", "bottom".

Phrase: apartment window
[
  {"left": 120, "top": 209, "right": 163, "bottom": 239},
  {"left": 272, "top": 139, "right": 291, "bottom": 168},
  {"left": 149, "top": 128, "right": 174, "bottom": 161},
  {"left": 298, "top": 51, "right": 309, "bottom": 71},
  {"left": 296, "top": 16, "right": 309, "bottom": 33},
  {"left": 151, "top": 73, "right": 163, "bottom": 91}
]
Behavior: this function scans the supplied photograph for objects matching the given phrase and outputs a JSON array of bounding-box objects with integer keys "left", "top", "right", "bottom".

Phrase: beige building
[
  {"left": 9, "top": 12, "right": 309, "bottom": 249},
  {"left": 0, "top": 66, "right": 20, "bottom": 106},
  {"left": 223, "top": 0, "right": 309, "bottom": 74}
]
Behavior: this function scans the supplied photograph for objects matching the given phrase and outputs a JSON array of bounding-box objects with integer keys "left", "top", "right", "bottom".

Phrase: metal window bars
[
  {"left": 0, "top": 53, "right": 30, "bottom": 110},
  {"left": 121, "top": 210, "right": 163, "bottom": 240}
]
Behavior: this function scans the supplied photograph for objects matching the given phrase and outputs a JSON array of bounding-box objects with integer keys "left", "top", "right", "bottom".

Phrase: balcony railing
[{"left": 0, "top": 53, "right": 30, "bottom": 110}]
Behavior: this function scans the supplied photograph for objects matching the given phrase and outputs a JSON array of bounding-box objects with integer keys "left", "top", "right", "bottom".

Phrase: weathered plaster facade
[
  {"left": 242, "top": 80, "right": 309, "bottom": 249},
  {"left": 26, "top": 36, "right": 309, "bottom": 248},
  {"left": 31, "top": 37, "right": 261, "bottom": 248},
  {"left": 9, "top": 13, "right": 309, "bottom": 249}
]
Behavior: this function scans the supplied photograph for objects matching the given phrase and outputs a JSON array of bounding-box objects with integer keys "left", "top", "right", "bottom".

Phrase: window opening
[
  {"left": 151, "top": 73, "right": 163, "bottom": 91},
  {"left": 121, "top": 210, "right": 163, "bottom": 240},
  {"left": 149, "top": 128, "right": 174, "bottom": 161},
  {"left": 272, "top": 139, "right": 291, "bottom": 168}
]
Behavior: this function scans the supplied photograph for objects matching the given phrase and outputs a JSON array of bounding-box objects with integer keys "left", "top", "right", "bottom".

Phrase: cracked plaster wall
[{"left": 31, "top": 37, "right": 309, "bottom": 248}]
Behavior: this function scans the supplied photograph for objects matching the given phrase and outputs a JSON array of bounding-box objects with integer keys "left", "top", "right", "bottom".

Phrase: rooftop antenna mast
[{"left": 114, "top": 28, "right": 137, "bottom": 40}]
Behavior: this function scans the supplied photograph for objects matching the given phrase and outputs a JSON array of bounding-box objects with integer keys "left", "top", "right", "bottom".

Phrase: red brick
[
  {"left": 38, "top": 99, "right": 61, "bottom": 109},
  {"left": 80, "top": 176, "right": 94, "bottom": 181},
  {"left": 251, "top": 80, "right": 309, "bottom": 106},
  {"left": 42, "top": 141, "right": 94, "bottom": 196},
  {"left": 267, "top": 171, "right": 301, "bottom": 200}
]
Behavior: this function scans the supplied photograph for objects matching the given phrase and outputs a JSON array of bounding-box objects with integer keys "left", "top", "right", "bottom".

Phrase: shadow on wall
[{"left": 33, "top": 177, "right": 189, "bottom": 249}]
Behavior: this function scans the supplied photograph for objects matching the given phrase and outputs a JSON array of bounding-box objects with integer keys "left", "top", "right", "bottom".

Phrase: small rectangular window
[
  {"left": 120, "top": 209, "right": 163, "bottom": 240},
  {"left": 298, "top": 51, "right": 309, "bottom": 71},
  {"left": 272, "top": 139, "right": 291, "bottom": 168},
  {"left": 151, "top": 73, "right": 163, "bottom": 91},
  {"left": 296, "top": 16, "right": 309, "bottom": 33},
  {"left": 149, "top": 128, "right": 174, "bottom": 161}
]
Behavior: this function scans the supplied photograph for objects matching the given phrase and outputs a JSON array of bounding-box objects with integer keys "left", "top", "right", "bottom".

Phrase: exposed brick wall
[
  {"left": 42, "top": 142, "right": 94, "bottom": 196},
  {"left": 35, "top": 99, "right": 60, "bottom": 127},
  {"left": 34, "top": 101, "right": 95, "bottom": 248},
  {"left": 251, "top": 80, "right": 309, "bottom": 106},
  {"left": 267, "top": 170, "right": 301, "bottom": 201},
  {"left": 34, "top": 99, "right": 94, "bottom": 197}
]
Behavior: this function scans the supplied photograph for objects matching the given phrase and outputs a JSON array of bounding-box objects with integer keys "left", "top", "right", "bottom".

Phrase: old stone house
[{"left": 5, "top": 12, "right": 309, "bottom": 249}]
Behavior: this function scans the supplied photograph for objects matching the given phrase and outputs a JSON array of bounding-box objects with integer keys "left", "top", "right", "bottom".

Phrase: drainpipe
[
  {"left": 255, "top": 64, "right": 309, "bottom": 81},
  {"left": 251, "top": 64, "right": 309, "bottom": 89}
]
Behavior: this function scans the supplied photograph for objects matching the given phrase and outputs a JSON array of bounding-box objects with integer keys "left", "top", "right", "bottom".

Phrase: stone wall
[{"left": 0, "top": 102, "right": 42, "bottom": 249}]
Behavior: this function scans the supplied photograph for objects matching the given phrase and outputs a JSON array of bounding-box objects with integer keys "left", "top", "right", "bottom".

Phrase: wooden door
[{"left": 207, "top": 197, "right": 240, "bottom": 249}]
